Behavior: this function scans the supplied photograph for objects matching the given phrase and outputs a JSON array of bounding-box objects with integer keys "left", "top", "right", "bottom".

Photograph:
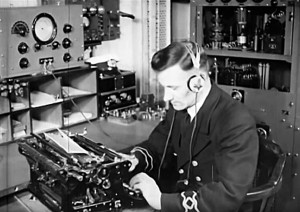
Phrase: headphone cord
[
  {"left": 158, "top": 109, "right": 176, "bottom": 180},
  {"left": 186, "top": 94, "right": 198, "bottom": 182}
]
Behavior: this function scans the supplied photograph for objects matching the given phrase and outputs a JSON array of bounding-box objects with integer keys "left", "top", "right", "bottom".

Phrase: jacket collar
[{"left": 195, "top": 80, "right": 221, "bottom": 135}]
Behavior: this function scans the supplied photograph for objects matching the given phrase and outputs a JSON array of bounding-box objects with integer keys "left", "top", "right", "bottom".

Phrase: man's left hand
[{"left": 129, "top": 172, "right": 162, "bottom": 210}]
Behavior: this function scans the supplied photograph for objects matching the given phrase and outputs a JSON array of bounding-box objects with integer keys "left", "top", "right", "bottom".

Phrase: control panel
[
  {"left": 0, "top": 5, "right": 84, "bottom": 78},
  {"left": 65, "top": 0, "right": 120, "bottom": 47},
  {"left": 98, "top": 70, "right": 136, "bottom": 116}
]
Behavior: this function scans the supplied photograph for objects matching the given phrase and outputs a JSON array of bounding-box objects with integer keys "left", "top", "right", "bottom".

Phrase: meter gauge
[
  {"left": 32, "top": 13, "right": 57, "bottom": 45},
  {"left": 11, "top": 21, "right": 29, "bottom": 37},
  {"left": 83, "top": 15, "right": 91, "bottom": 28}
]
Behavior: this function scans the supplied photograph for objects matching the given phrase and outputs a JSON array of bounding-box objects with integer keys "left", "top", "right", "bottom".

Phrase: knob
[
  {"left": 63, "top": 24, "right": 72, "bottom": 33},
  {"left": 82, "top": 7, "right": 88, "bottom": 14},
  {"left": 271, "top": 0, "right": 278, "bottom": 6},
  {"left": 90, "top": 7, "right": 97, "bottom": 15},
  {"left": 63, "top": 53, "right": 71, "bottom": 62},
  {"left": 62, "top": 38, "right": 72, "bottom": 49},
  {"left": 52, "top": 41, "right": 60, "bottom": 50},
  {"left": 19, "top": 58, "right": 29, "bottom": 69},
  {"left": 18, "top": 42, "right": 29, "bottom": 54},
  {"left": 16, "top": 26, "right": 27, "bottom": 37},
  {"left": 98, "top": 6, "right": 105, "bottom": 14},
  {"left": 34, "top": 43, "right": 42, "bottom": 51},
  {"left": 231, "top": 90, "right": 243, "bottom": 101}
]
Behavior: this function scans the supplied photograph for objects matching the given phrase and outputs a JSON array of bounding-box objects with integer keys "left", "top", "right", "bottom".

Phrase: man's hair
[{"left": 151, "top": 41, "right": 208, "bottom": 73}]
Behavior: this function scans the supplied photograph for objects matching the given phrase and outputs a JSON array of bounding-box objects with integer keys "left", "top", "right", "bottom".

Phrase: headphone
[{"left": 185, "top": 43, "right": 205, "bottom": 93}]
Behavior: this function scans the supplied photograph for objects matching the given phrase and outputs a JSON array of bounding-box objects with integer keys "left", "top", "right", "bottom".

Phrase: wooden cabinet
[
  {"left": 0, "top": 66, "right": 98, "bottom": 142},
  {"left": 98, "top": 70, "right": 137, "bottom": 116},
  {"left": 0, "top": 66, "right": 99, "bottom": 197},
  {"left": 190, "top": 0, "right": 300, "bottom": 211}
]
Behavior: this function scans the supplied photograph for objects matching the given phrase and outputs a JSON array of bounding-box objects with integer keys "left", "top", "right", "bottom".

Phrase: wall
[{"left": 0, "top": 0, "right": 40, "bottom": 7}]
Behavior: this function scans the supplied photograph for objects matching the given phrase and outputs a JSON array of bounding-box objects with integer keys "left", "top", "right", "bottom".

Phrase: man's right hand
[{"left": 119, "top": 153, "right": 139, "bottom": 172}]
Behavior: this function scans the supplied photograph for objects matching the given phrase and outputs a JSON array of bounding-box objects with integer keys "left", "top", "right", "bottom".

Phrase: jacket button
[
  {"left": 173, "top": 152, "right": 177, "bottom": 156},
  {"left": 196, "top": 176, "right": 202, "bottom": 182},
  {"left": 192, "top": 160, "right": 198, "bottom": 167},
  {"left": 179, "top": 169, "right": 184, "bottom": 174}
]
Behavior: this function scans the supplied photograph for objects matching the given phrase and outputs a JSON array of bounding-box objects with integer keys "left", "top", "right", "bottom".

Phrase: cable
[
  {"left": 186, "top": 93, "right": 198, "bottom": 182},
  {"left": 158, "top": 109, "right": 176, "bottom": 180},
  {"left": 45, "top": 64, "right": 127, "bottom": 146}
]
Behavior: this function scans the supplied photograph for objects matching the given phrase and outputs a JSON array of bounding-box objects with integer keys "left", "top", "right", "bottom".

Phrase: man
[{"left": 123, "top": 41, "right": 259, "bottom": 212}]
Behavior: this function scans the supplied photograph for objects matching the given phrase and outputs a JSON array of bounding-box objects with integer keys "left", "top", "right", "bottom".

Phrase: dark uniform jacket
[{"left": 131, "top": 82, "right": 259, "bottom": 212}]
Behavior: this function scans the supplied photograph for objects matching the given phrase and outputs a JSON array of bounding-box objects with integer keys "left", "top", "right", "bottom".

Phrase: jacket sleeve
[
  {"left": 161, "top": 107, "right": 259, "bottom": 212},
  {"left": 131, "top": 107, "right": 176, "bottom": 174}
]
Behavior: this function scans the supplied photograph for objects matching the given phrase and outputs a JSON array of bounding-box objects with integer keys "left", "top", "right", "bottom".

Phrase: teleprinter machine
[{"left": 17, "top": 129, "right": 145, "bottom": 212}]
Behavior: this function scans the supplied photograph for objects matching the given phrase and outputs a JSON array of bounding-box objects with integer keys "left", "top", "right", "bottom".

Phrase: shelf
[
  {"left": 9, "top": 79, "right": 30, "bottom": 112},
  {"left": 62, "top": 96, "right": 97, "bottom": 127},
  {"left": 0, "top": 115, "right": 11, "bottom": 144},
  {"left": 205, "top": 49, "right": 292, "bottom": 63},
  {"left": 98, "top": 70, "right": 136, "bottom": 93},
  {"left": 30, "top": 76, "right": 63, "bottom": 108},
  {"left": 0, "top": 96, "right": 10, "bottom": 114},
  {"left": 11, "top": 111, "right": 30, "bottom": 139},
  {"left": 60, "top": 68, "right": 97, "bottom": 99},
  {"left": 99, "top": 86, "right": 136, "bottom": 96},
  {"left": 31, "top": 104, "right": 62, "bottom": 133}
]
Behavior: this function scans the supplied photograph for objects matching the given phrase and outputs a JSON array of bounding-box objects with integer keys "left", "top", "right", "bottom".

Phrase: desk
[
  {"left": 0, "top": 191, "right": 155, "bottom": 212},
  {"left": 69, "top": 118, "right": 159, "bottom": 151},
  {"left": 0, "top": 118, "right": 159, "bottom": 212}
]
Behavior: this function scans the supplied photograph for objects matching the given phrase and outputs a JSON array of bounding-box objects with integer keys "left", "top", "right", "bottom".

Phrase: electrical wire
[
  {"left": 158, "top": 109, "right": 175, "bottom": 180},
  {"left": 45, "top": 63, "right": 127, "bottom": 147},
  {"left": 186, "top": 93, "right": 198, "bottom": 182}
]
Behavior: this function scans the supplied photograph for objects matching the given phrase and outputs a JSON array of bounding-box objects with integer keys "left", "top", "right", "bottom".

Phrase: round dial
[{"left": 32, "top": 13, "right": 57, "bottom": 45}]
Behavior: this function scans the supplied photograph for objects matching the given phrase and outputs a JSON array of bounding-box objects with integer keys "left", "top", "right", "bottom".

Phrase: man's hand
[
  {"left": 129, "top": 173, "right": 162, "bottom": 210},
  {"left": 118, "top": 153, "right": 139, "bottom": 172}
]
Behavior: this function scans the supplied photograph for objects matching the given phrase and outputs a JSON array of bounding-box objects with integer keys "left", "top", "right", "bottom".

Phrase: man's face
[{"left": 157, "top": 64, "right": 197, "bottom": 111}]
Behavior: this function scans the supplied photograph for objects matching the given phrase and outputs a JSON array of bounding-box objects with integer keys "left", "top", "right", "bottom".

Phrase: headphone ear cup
[{"left": 187, "top": 75, "right": 202, "bottom": 93}]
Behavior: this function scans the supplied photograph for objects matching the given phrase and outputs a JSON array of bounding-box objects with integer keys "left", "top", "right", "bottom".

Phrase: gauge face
[
  {"left": 11, "top": 21, "right": 29, "bottom": 36},
  {"left": 32, "top": 13, "right": 57, "bottom": 45}
]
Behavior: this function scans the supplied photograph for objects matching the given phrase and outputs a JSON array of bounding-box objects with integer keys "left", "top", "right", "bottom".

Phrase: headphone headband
[{"left": 185, "top": 42, "right": 202, "bottom": 69}]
